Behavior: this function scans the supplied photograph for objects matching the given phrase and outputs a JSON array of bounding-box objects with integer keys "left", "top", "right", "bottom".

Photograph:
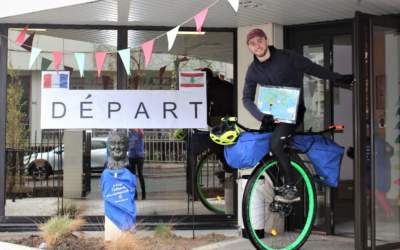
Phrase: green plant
[
  {"left": 39, "top": 216, "right": 85, "bottom": 247},
  {"left": 6, "top": 66, "right": 29, "bottom": 195},
  {"left": 62, "top": 202, "right": 85, "bottom": 219},
  {"left": 6, "top": 66, "right": 29, "bottom": 147},
  {"left": 153, "top": 224, "right": 173, "bottom": 239}
]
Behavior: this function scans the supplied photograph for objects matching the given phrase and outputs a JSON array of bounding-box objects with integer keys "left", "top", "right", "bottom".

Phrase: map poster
[{"left": 257, "top": 86, "right": 301, "bottom": 124}]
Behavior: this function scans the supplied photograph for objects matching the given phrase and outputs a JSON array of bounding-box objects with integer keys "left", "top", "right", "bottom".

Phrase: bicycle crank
[{"left": 269, "top": 201, "right": 293, "bottom": 216}]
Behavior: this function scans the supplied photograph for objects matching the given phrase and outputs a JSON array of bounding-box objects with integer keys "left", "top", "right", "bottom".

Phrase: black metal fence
[
  {"left": 6, "top": 129, "right": 187, "bottom": 199},
  {"left": 6, "top": 131, "right": 64, "bottom": 200}
]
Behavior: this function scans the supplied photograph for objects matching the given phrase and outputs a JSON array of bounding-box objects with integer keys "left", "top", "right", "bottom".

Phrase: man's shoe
[{"left": 274, "top": 185, "right": 300, "bottom": 203}]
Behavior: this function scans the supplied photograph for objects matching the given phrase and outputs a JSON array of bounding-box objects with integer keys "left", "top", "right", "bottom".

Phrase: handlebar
[{"left": 226, "top": 117, "right": 344, "bottom": 136}]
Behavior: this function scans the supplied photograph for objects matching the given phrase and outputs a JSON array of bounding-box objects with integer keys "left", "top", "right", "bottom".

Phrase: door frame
[{"left": 284, "top": 20, "right": 353, "bottom": 235}]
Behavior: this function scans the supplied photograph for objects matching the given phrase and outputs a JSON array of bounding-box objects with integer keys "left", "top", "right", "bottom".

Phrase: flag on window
[
  {"left": 179, "top": 72, "right": 206, "bottom": 88},
  {"left": 42, "top": 71, "right": 70, "bottom": 89}
]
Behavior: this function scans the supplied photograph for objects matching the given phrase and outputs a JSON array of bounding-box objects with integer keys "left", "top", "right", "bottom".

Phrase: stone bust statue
[{"left": 107, "top": 130, "right": 129, "bottom": 170}]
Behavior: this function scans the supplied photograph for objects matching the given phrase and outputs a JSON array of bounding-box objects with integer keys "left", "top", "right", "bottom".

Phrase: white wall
[
  {"left": 237, "top": 23, "right": 283, "bottom": 129},
  {"left": 63, "top": 130, "right": 83, "bottom": 198}
]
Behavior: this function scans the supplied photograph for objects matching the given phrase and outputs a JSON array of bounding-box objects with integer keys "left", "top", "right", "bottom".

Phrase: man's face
[
  {"left": 108, "top": 135, "right": 127, "bottom": 162},
  {"left": 247, "top": 36, "right": 268, "bottom": 57}
]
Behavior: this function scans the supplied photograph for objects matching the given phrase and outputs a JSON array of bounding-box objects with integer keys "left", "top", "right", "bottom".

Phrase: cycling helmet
[
  {"left": 210, "top": 117, "right": 240, "bottom": 146},
  {"left": 173, "top": 128, "right": 187, "bottom": 140}
]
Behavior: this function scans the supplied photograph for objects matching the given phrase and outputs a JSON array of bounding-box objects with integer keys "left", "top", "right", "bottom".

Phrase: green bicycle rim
[
  {"left": 196, "top": 154, "right": 225, "bottom": 214},
  {"left": 248, "top": 160, "right": 315, "bottom": 250}
]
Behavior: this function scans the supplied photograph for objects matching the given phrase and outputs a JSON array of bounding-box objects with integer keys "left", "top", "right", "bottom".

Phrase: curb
[{"left": 0, "top": 241, "right": 39, "bottom": 250}]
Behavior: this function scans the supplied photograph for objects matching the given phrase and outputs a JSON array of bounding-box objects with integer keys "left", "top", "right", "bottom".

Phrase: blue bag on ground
[
  {"left": 293, "top": 135, "right": 344, "bottom": 187},
  {"left": 224, "top": 132, "right": 272, "bottom": 169}
]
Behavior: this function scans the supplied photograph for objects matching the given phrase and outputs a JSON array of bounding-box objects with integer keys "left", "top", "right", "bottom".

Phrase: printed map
[{"left": 257, "top": 86, "right": 300, "bottom": 123}]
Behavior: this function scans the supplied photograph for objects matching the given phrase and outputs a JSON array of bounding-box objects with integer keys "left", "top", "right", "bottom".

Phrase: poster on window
[{"left": 40, "top": 87, "right": 207, "bottom": 129}]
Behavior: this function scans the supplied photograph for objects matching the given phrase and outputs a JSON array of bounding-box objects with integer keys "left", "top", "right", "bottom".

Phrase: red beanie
[{"left": 246, "top": 28, "right": 267, "bottom": 44}]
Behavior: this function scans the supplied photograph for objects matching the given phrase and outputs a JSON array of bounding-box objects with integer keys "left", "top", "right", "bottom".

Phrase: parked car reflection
[{"left": 24, "top": 137, "right": 108, "bottom": 180}]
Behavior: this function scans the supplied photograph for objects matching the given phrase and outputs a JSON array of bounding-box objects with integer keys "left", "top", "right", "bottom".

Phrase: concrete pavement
[{"left": 193, "top": 234, "right": 355, "bottom": 250}]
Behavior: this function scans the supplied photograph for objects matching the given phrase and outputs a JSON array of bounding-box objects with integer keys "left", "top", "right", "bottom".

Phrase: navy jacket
[{"left": 242, "top": 46, "right": 342, "bottom": 123}]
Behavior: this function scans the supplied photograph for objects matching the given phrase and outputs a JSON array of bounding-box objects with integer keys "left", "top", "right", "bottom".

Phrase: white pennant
[
  {"left": 227, "top": 0, "right": 239, "bottom": 12},
  {"left": 29, "top": 47, "right": 41, "bottom": 69},
  {"left": 167, "top": 25, "right": 180, "bottom": 51}
]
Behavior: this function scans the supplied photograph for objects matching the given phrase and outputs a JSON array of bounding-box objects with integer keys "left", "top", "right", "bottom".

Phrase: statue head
[{"left": 107, "top": 130, "right": 128, "bottom": 169}]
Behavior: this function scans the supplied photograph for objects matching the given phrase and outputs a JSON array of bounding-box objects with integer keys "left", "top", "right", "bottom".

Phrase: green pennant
[{"left": 41, "top": 57, "right": 52, "bottom": 70}]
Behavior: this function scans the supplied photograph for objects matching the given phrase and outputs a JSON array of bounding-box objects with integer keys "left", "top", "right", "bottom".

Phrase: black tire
[
  {"left": 28, "top": 161, "right": 53, "bottom": 181},
  {"left": 242, "top": 154, "right": 316, "bottom": 250},
  {"left": 195, "top": 151, "right": 227, "bottom": 214}
]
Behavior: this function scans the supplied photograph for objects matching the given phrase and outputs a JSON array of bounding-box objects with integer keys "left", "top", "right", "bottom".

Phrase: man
[
  {"left": 128, "top": 129, "right": 146, "bottom": 200},
  {"left": 243, "top": 28, "right": 353, "bottom": 203}
]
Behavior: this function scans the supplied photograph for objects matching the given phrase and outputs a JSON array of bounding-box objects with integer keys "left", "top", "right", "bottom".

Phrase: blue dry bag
[
  {"left": 293, "top": 135, "right": 344, "bottom": 187},
  {"left": 224, "top": 132, "right": 272, "bottom": 169}
]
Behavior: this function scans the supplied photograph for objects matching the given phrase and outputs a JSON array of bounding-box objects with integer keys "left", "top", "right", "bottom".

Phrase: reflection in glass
[
  {"left": 303, "top": 44, "right": 325, "bottom": 132},
  {"left": 372, "top": 26, "right": 400, "bottom": 245}
]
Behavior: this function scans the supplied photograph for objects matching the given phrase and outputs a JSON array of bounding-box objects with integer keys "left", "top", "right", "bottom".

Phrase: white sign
[{"left": 40, "top": 89, "right": 207, "bottom": 129}]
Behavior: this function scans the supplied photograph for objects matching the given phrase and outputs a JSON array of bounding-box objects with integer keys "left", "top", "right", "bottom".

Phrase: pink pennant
[
  {"left": 16, "top": 26, "right": 28, "bottom": 45},
  {"left": 95, "top": 52, "right": 107, "bottom": 78},
  {"left": 52, "top": 51, "right": 63, "bottom": 72},
  {"left": 194, "top": 8, "right": 209, "bottom": 32},
  {"left": 141, "top": 40, "right": 154, "bottom": 67}
]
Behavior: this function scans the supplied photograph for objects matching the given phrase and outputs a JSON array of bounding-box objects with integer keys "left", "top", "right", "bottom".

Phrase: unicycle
[{"left": 242, "top": 151, "right": 316, "bottom": 250}]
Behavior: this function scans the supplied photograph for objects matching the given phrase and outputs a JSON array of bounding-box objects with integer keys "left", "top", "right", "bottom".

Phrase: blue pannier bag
[
  {"left": 293, "top": 135, "right": 344, "bottom": 187},
  {"left": 224, "top": 132, "right": 272, "bottom": 169}
]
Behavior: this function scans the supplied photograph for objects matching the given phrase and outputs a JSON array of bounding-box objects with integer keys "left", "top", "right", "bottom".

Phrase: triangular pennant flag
[
  {"left": 227, "top": 0, "right": 239, "bottom": 12},
  {"left": 74, "top": 53, "right": 85, "bottom": 77},
  {"left": 141, "top": 40, "right": 154, "bottom": 67},
  {"left": 52, "top": 51, "right": 63, "bottom": 72},
  {"left": 194, "top": 8, "right": 209, "bottom": 32},
  {"left": 64, "top": 65, "right": 74, "bottom": 73},
  {"left": 41, "top": 57, "right": 52, "bottom": 70},
  {"left": 167, "top": 25, "right": 180, "bottom": 51},
  {"left": 16, "top": 26, "right": 28, "bottom": 45},
  {"left": 21, "top": 33, "right": 35, "bottom": 52},
  {"left": 118, "top": 48, "right": 131, "bottom": 75},
  {"left": 29, "top": 47, "right": 41, "bottom": 69},
  {"left": 95, "top": 52, "right": 107, "bottom": 78}
]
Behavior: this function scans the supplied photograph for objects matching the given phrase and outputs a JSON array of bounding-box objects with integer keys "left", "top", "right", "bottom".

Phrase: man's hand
[
  {"left": 335, "top": 74, "right": 354, "bottom": 89},
  {"left": 260, "top": 114, "right": 275, "bottom": 131}
]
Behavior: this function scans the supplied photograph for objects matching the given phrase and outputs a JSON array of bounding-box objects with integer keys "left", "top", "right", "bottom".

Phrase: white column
[
  {"left": 63, "top": 130, "right": 83, "bottom": 198},
  {"left": 237, "top": 23, "right": 283, "bottom": 177}
]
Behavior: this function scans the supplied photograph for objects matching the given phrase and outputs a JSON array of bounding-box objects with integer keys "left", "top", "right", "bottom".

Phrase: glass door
[
  {"left": 370, "top": 17, "right": 400, "bottom": 249},
  {"left": 354, "top": 11, "right": 400, "bottom": 250}
]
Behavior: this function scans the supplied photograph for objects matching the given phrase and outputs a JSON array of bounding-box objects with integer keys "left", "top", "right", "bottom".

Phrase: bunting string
[{"left": 2, "top": 0, "right": 239, "bottom": 76}]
